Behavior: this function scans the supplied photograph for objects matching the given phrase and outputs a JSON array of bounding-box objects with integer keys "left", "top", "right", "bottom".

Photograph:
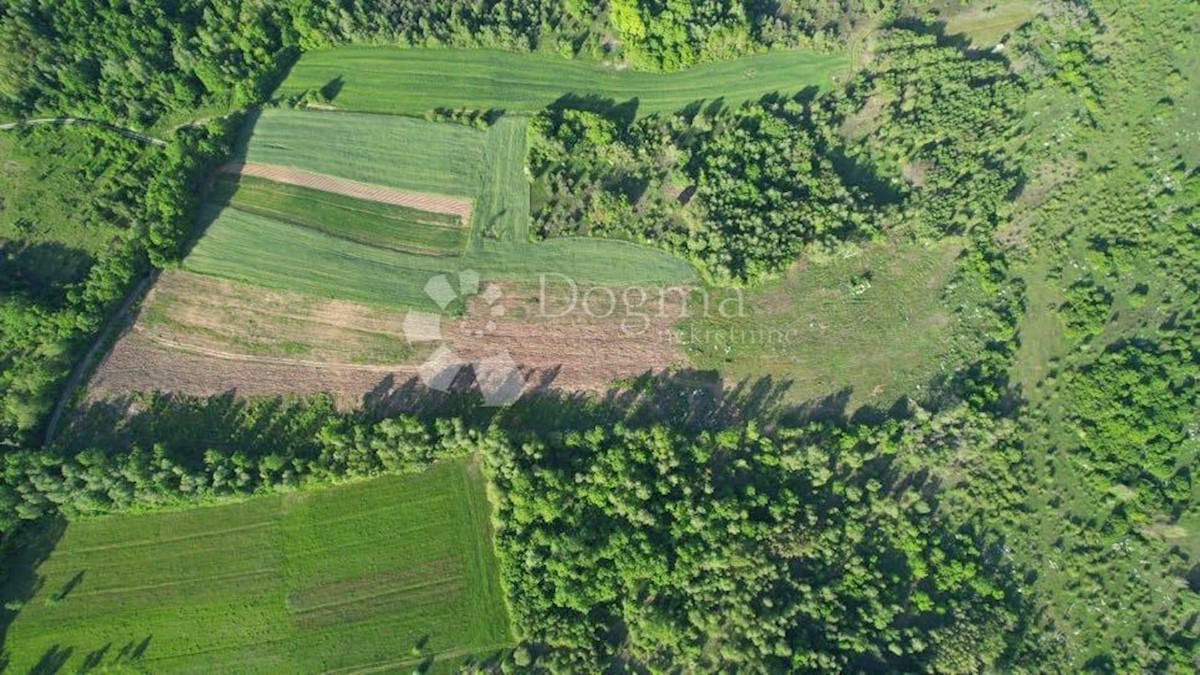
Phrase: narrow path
[
  {"left": 0, "top": 117, "right": 166, "bottom": 146},
  {"left": 43, "top": 271, "right": 158, "bottom": 446}
]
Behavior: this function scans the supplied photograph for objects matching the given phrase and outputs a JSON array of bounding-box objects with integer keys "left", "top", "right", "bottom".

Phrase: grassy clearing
[
  {"left": 932, "top": 0, "right": 1040, "bottom": 48},
  {"left": 0, "top": 132, "right": 123, "bottom": 293},
  {"left": 995, "top": 1, "right": 1200, "bottom": 665},
  {"left": 681, "top": 239, "right": 968, "bottom": 412},
  {"left": 188, "top": 113, "right": 696, "bottom": 311},
  {"left": 277, "top": 47, "right": 848, "bottom": 117},
  {"left": 211, "top": 174, "right": 467, "bottom": 255},
  {"left": 0, "top": 458, "right": 511, "bottom": 673}
]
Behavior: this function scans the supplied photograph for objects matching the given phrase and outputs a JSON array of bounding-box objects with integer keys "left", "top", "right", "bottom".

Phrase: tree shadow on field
[
  {"left": 496, "top": 369, "right": 807, "bottom": 436},
  {"left": 61, "top": 390, "right": 338, "bottom": 468},
  {"left": 0, "top": 240, "right": 95, "bottom": 304},
  {"left": 51, "top": 571, "right": 84, "bottom": 602},
  {"left": 548, "top": 94, "right": 641, "bottom": 128},
  {"left": 890, "top": 15, "right": 1017, "bottom": 60},
  {"left": 361, "top": 373, "right": 479, "bottom": 422},
  {"left": 356, "top": 368, "right": 901, "bottom": 437},
  {"left": 28, "top": 644, "right": 73, "bottom": 674},
  {"left": 320, "top": 76, "right": 344, "bottom": 103},
  {"left": 0, "top": 517, "right": 67, "bottom": 657}
]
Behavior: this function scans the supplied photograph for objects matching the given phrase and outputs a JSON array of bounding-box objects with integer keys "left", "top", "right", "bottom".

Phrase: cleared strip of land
[
  {"left": 223, "top": 162, "right": 472, "bottom": 222},
  {"left": 276, "top": 47, "right": 849, "bottom": 116},
  {"left": 85, "top": 272, "right": 687, "bottom": 408}
]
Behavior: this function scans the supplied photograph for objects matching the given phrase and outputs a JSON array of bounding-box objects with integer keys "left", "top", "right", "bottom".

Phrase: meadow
[
  {"left": 234, "top": 109, "right": 488, "bottom": 198},
  {"left": 0, "top": 458, "right": 511, "bottom": 673},
  {"left": 681, "top": 239, "right": 971, "bottom": 413},
  {"left": 187, "top": 111, "right": 697, "bottom": 311},
  {"left": 277, "top": 47, "right": 848, "bottom": 116}
]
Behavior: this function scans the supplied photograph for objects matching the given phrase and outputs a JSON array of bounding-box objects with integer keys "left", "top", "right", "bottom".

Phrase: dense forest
[
  {"left": 0, "top": 0, "right": 1197, "bottom": 672},
  {"left": 487, "top": 404, "right": 1032, "bottom": 671},
  {"left": 0, "top": 389, "right": 1033, "bottom": 671}
]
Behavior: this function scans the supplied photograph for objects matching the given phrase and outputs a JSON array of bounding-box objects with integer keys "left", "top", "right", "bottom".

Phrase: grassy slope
[
  {"left": 683, "top": 239, "right": 970, "bottom": 412},
  {"left": 277, "top": 47, "right": 848, "bottom": 117},
  {"left": 211, "top": 174, "right": 467, "bottom": 255},
  {"left": 0, "top": 459, "right": 512, "bottom": 673},
  {"left": 188, "top": 113, "right": 697, "bottom": 310}
]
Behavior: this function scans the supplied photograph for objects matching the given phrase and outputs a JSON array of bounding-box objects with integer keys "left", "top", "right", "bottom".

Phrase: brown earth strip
[
  {"left": 222, "top": 161, "right": 473, "bottom": 224},
  {"left": 82, "top": 272, "right": 687, "bottom": 412}
]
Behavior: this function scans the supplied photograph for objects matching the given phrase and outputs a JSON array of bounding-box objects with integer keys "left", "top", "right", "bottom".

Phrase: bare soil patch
[{"left": 84, "top": 272, "right": 687, "bottom": 410}]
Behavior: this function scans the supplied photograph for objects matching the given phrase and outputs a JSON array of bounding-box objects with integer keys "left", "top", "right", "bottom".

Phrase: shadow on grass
[
  {"left": 0, "top": 516, "right": 66, "bottom": 667},
  {"left": 0, "top": 520, "right": 154, "bottom": 670}
]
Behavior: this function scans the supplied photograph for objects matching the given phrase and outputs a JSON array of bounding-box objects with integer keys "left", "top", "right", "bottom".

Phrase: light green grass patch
[
  {"left": 211, "top": 174, "right": 467, "bottom": 255},
  {"left": 681, "top": 239, "right": 967, "bottom": 412},
  {"left": 277, "top": 47, "right": 849, "bottom": 117},
  {"left": 0, "top": 459, "right": 512, "bottom": 673},
  {"left": 933, "top": 0, "right": 1040, "bottom": 48},
  {"left": 0, "top": 132, "right": 125, "bottom": 292}
]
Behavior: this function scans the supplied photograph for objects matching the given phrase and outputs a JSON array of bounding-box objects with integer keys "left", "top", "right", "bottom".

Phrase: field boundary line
[
  {"left": 73, "top": 567, "right": 276, "bottom": 598},
  {"left": 284, "top": 498, "right": 451, "bottom": 535},
  {"left": 221, "top": 203, "right": 453, "bottom": 256},
  {"left": 223, "top": 162, "right": 473, "bottom": 223},
  {"left": 44, "top": 272, "right": 158, "bottom": 445},
  {"left": 219, "top": 176, "right": 463, "bottom": 228},
  {"left": 325, "top": 643, "right": 516, "bottom": 675},
  {"left": 290, "top": 576, "right": 460, "bottom": 616},
  {"left": 58, "top": 519, "right": 276, "bottom": 555},
  {"left": 226, "top": 187, "right": 464, "bottom": 230}
]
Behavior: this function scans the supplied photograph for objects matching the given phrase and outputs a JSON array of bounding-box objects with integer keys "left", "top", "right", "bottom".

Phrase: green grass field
[
  {"left": 189, "top": 112, "right": 697, "bottom": 310},
  {"left": 681, "top": 239, "right": 970, "bottom": 412},
  {"left": 211, "top": 174, "right": 467, "bottom": 255},
  {"left": 277, "top": 47, "right": 848, "bottom": 117},
  {"left": 235, "top": 109, "right": 488, "bottom": 199},
  {"left": 0, "top": 459, "right": 512, "bottom": 673}
]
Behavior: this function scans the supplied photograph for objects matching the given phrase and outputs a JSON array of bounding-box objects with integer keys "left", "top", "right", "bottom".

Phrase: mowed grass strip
[
  {"left": 0, "top": 459, "right": 512, "bottom": 673},
  {"left": 277, "top": 47, "right": 849, "bottom": 116},
  {"left": 211, "top": 174, "right": 467, "bottom": 256},
  {"left": 187, "top": 204, "right": 697, "bottom": 311},
  {"left": 279, "top": 459, "right": 512, "bottom": 673},
  {"left": 235, "top": 108, "right": 488, "bottom": 198}
]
